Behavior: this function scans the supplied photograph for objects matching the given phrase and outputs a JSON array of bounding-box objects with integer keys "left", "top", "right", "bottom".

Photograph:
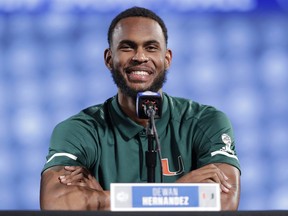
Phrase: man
[{"left": 40, "top": 6, "right": 241, "bottom": 210}]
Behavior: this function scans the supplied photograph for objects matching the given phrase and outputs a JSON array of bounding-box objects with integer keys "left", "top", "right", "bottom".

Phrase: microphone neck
[{"left": 146, "top": 107, "right": 156, "bottom": 118}]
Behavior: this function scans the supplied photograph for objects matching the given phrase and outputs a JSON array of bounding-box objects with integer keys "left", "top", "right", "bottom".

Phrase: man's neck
[{"left": 117, "top": 91, "right": 148, "bottom": 127}]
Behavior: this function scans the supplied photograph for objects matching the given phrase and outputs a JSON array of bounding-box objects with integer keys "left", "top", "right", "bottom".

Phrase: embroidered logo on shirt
[
  {"left": 221, "top": 133, "right": 235, "bottom": 155},
  {"left": 161, "top": 156, "right": 184, "bottom": 176},
  {"left": 211, "top": 133, "right": 238, "bottom": 160}
]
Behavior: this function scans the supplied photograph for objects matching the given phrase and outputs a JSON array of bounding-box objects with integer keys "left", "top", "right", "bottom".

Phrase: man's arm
[
  {"left": 176, "top": 163, "right": 240, "bottom": 210},
  {"left": 40, "top": 166, "right": 110, "bottom": 210},
  {"left": 54, "top": 163, "right": 240, "bottom": 210},
  {"left": 215, "top": 163, "right": 241, "bottom": 210}
]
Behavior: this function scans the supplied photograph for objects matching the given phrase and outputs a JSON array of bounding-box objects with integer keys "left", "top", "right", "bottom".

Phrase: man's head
[
  {"left": 107, "top": 6, "right": 168, "bottom": 48},
  {"left": 104, "top": 7, "right": 172, "bottom": 99}
]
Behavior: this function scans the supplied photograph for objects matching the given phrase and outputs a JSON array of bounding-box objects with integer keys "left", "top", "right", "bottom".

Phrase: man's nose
[{"left": 131, "top": 49, "right": 149, "bottom": 62}]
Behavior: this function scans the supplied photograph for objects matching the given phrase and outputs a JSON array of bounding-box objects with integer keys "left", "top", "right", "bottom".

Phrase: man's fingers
[
  {"left": 206, "top": 167, "right": 232, "bottom": 193},
  {"left": 58, "top": 166, "right": 102, "bottom": 191},
  {"left": 66, "top": 181, "right": 88, "bottom": 187},
  {"left": 179, "top": 164, "right": 232, "bottom": 193},
  {"left": 64, "top": 166, "right": 77, "bottom": 171},
  {"left": 64, "top": 166, "right": 89, "bottom": 176},
  {"left": 199, "top": 175, "right": 231, "bottom": 193},
  {"left": 59, "top": 173, "right": 83, "bottom": 184},
  {"left": 65, "top": 166, "right": 90, "bottom": 178},
  {"left": 59, "top": 166, "right": 89, "bottom": 184},
  {"left": 59, "top": 170, "right": 90, "bottom": 184}
]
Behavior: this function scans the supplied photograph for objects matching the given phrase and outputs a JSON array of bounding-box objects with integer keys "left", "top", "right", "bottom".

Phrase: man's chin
[
  {"left": 118, "top": 88, "right": 138, "bottom": 99},
  {"left": 111, "top": 68, "right": 166, "bottom": 98},
  {"left": 120, "top": 87, "right": 157, "bottom": 99}
]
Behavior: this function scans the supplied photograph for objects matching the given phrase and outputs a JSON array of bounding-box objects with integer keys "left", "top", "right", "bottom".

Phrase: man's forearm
[
  {"left": 174, "top": 163, "right": 240, "bottom": 210},
  {"left": 220, "top": 183, "right": 240, "bottom": 210},
  {"left": 40, "top": 166, "right": 110, "bottom": 210},
  {"left": 40, "top": 184, "right": 110, "bottom": 210},
  {"left": 216, "top": 163, "right": 241, "bottom": 210}
]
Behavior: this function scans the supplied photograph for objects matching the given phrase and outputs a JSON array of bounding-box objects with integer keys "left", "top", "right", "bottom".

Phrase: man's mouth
[
  {"left": 126, "top": 66, "right": 153, "bottom": 75},
  {"left": 130, "top": 71, "right": 150, "bottom": 76},
  {"left": 126, "top": 69, "right": 153, "bottom": 82}
]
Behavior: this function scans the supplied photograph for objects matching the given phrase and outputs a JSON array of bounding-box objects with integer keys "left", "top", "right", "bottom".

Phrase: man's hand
[
  {"left": 176, "top": 163, "right": 240, "bottom": 210},
  {"left": 176, "top": 163, "right": 232, "bottom": 193},
  {"left": 48, "top": 164, "right": 239, "bottom": 210},
  {"left": 40, "top": 166, "right": 110, "bottom": 210},
  {"left": 59, "top": 166, "right": 103, "bottom": 191}
]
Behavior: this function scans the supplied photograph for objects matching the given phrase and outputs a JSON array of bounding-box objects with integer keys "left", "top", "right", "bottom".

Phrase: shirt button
[{"left": 139, "top": 130, "right": 146, "bottom": 137}]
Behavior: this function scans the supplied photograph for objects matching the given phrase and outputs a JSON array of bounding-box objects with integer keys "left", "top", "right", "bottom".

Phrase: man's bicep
[
  {"left": 40, "top": 166, "right": 67, "bottom": 209},
  {"left": 215, "top": 163, "right": 241, "bottom": 210},
  {"left": 215, "top": 163, "right": 240, "bottom": 187}
]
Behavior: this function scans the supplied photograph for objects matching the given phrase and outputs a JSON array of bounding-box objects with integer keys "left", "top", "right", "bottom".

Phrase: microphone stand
[{"left": 146, "top": 108, "right": 157, "bottom": 183}]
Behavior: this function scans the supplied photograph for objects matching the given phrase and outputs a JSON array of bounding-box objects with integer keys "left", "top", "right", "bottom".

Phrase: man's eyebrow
[
  {"left": 118, "top": 40, "right": 136, "bottom": 46},
  {"left": 144, "top": 40, "right": 161, "bottom": 46},
  {"left": 118, "top": 40, "right": 161, "bottom": 46}
]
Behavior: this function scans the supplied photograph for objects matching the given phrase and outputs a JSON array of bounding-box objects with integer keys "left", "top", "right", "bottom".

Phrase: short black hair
[{"left": 107, "top": 6, "right": 168, "bottom": 47}]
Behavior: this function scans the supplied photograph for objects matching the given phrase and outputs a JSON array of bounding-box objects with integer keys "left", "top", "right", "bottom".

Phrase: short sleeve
[
  {"left": 42, "top": 118, "right": 98, "bottom": 173},
  {"left": 193, "top": 108, "right": 241, "bottom": 172}
]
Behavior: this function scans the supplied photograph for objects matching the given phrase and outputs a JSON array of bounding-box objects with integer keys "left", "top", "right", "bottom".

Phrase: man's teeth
[{"left": 131, "top": 71, "right": 149, "bottom": 75}]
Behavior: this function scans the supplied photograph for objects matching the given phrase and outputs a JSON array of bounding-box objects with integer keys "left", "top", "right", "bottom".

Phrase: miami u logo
[{"left": 161, "top": 156, "right": 184, "bottom": 176}]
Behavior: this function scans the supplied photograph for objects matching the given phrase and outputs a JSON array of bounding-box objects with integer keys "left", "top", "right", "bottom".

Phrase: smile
[{"left": 130, "top": 71, "right": 150, "bottom": 76}]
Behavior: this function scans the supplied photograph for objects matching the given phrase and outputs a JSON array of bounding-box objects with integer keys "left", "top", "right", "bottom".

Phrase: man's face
[{"left": 105, "top": 17, "right": 172, "bottom": 98}]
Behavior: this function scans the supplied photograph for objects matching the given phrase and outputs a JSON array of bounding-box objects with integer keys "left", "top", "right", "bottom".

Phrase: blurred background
[{"left": 0, "top": 0, "right": 288, "bottom": 210}]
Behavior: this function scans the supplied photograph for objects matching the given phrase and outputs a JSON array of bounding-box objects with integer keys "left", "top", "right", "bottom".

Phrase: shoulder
[
  {"left": 164, "top": 93, "right": 226, "bottom": 121},
  {"left": 53, "top": 97, "right": 115, "bottom": 135}
]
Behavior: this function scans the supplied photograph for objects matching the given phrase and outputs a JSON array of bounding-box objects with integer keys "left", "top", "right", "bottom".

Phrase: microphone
[
  {"left": 136, "top": 91, "right": 162, "bottom": 119},
  {"left": 136, "top": 91, "right": 163, "bottom": 183}
]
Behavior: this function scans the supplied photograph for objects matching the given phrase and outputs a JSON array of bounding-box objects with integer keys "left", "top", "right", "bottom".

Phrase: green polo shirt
[{"left": 43, "top": 93, "right": 240, "bottom": 189}]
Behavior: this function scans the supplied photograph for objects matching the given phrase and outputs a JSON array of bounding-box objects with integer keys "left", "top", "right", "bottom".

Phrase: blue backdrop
[{"left": 0, "top": 0, "right": 288, "bottom": 210}]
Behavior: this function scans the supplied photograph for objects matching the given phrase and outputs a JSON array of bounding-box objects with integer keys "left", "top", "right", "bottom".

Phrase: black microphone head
[{"left": 136, "top": 91, "right": 162, "bottom": 119}]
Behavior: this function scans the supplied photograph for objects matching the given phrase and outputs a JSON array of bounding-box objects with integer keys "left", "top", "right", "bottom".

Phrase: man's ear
[
  {"left": 164, "top": 48, "right": 172, "bottom": 70},
  {"left": 104, "top": 48, "right": 113, "bottom": 70}
]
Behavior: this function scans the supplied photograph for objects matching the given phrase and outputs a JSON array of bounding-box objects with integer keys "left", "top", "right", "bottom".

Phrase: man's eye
[
  {"left": 146, "top": 46, "right": 158, "bottom": 51},
  {"left": 120, "top": 45, "right": 133, "bottom": 51}
]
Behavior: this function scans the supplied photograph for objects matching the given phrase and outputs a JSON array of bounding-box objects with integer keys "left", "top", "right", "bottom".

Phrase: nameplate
[{"left": 110, "top": 183, "right": 220, "bottom": 211}]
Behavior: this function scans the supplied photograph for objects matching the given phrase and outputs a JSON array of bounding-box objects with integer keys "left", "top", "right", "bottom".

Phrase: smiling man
[
  {"left": 104, "top": 15, "right": 172, "bottom": 126},
  {"left": 40, "top": 7, "right": 241, "bottom": 210}
]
